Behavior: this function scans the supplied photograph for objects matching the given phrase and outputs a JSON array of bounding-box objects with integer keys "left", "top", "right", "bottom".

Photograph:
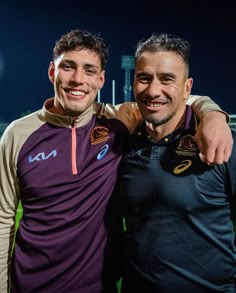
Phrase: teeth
[
  {"left": 147, "top": 102, "right": 162, "bottom": 107},
  {"left": 69, "top": 90, "right": 84, "bottom": 96}
]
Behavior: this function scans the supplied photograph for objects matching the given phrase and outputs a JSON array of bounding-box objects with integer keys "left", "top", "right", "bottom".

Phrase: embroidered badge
[
  {"left": 161, "top": 134, "right": 210, "bottom": 176},
  {"left": 172, "top": 135, "right": 197, "bottom": 174},
  {"left": 90, "top": 126, "right": 109, "bottom": 145},
  {"left": 173, "top": 159, "right": 192, "bottom": 175}
]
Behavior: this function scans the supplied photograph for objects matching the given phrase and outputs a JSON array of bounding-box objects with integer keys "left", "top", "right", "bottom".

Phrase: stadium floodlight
[{"left": 121, "top": 55, "right": 134, "bottom": 102}]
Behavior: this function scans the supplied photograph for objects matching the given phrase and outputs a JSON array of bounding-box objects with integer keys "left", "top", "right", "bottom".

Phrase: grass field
[{"left": 16, "top": 201, "right": 23, "bottom": 229}]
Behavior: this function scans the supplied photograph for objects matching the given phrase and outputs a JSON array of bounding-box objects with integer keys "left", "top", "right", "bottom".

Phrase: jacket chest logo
[
  {"left": 28, "top": 150, "right": 57, "bottom": 163},
  {"left": 90, "top": 126, "right": 109, "bottom": 145}
]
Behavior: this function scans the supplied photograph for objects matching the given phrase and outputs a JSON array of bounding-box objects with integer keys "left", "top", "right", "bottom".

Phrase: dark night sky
[{"left": 0, "top": 0, "right": 235, "bottom": 122}]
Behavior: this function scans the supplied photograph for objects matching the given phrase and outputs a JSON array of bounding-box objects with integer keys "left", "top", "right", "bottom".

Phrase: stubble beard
[{"left": 145, "top": 111, "right": 176, "bottom": 127}]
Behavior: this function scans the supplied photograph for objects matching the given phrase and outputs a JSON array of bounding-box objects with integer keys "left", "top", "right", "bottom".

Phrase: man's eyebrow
[
  {"left": 61, "top": 59, "right": 100, "bottom": 69},
  {"left": 159, "top": 72, "right": 176, "bottom": 78},
  {"left": 60, "top": 59, "right": 76, "bottom": 65},
  {"left": 83, "top": 63, "right": 100, "bottom": 69},
  {"left": 135, "top": 71, "right": 151, "bottom": 77},
  {"left": 135, "top": 71, "right": 177, "bottom": 80}
]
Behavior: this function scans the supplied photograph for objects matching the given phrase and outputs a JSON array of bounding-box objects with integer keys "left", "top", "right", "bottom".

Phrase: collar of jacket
[{"left": 38, "top": 98, "right": 94, "bottom": 128}]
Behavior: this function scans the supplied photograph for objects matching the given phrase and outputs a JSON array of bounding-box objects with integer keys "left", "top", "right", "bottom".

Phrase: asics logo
[
  {"left": 28, "top": 150, "right": 57, "bottom": 163},
  {"left": 97, "top": 144, "right": 109, "bottom": 160},
  {"left": 173, "top": 160, "right": 192, "bottom": 174}
]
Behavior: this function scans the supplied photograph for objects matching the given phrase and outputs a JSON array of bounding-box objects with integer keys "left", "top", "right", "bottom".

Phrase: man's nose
[
  {"left": 70, "top": 69, "right": 85, "bottom": 84},
  {"left": 146, "top": 79, "right": 162, "bottom": 97}
]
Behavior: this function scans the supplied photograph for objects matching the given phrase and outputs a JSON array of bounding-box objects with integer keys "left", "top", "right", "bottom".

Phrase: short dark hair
[
  {"left": 53, "top": 29, "right": 109, "bottom": 70},
  {"left": 135, "top": 33, "right": 191, "bottom": 74}
]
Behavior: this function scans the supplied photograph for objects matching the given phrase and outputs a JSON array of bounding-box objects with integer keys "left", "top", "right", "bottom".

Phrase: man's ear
[
  {"left": 48, "top": 61, "right": 55, "bottom": 84},
  {"left": 184, "top": 78, "right": 193, "bottom": 100},
  {"left": 98, "top": 70, "right": 105, "bottom": 90}
]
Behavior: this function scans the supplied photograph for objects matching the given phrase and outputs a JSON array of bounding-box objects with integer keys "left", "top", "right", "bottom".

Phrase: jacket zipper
[{"left": 71, "top": 120, "right": 78, "bottom": 175}]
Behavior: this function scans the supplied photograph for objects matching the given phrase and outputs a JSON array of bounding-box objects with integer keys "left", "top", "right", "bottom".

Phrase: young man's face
[
  {"left": 48, "top": 49, "right": 105, "bottom": 117},
  {"left": 133, "top": 51, "right": 192, "bottom": 129}
]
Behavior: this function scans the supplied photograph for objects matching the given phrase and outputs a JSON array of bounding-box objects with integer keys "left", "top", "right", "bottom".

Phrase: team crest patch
[
  {"left": 176, "top": 134, "right": 198, "bottom": 153},
  {"left": 161, "top": 134, "right": 210, "bottom": 176},
  {"left": 90, "top": 126, "right": 109, "bottom": 145}
]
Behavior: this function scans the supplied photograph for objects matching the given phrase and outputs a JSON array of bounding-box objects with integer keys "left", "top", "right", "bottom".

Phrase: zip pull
[{"left": 71, "top": 119, "right": 78, "bottom": 175}]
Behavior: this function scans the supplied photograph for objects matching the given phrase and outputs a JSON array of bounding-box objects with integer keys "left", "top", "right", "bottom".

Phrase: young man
[
  {"left": 0, "top": 29, "right": 233, "bottom": 293},
  {"left": 115, "top": 33, "right": 236, "bottom": 292}
]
